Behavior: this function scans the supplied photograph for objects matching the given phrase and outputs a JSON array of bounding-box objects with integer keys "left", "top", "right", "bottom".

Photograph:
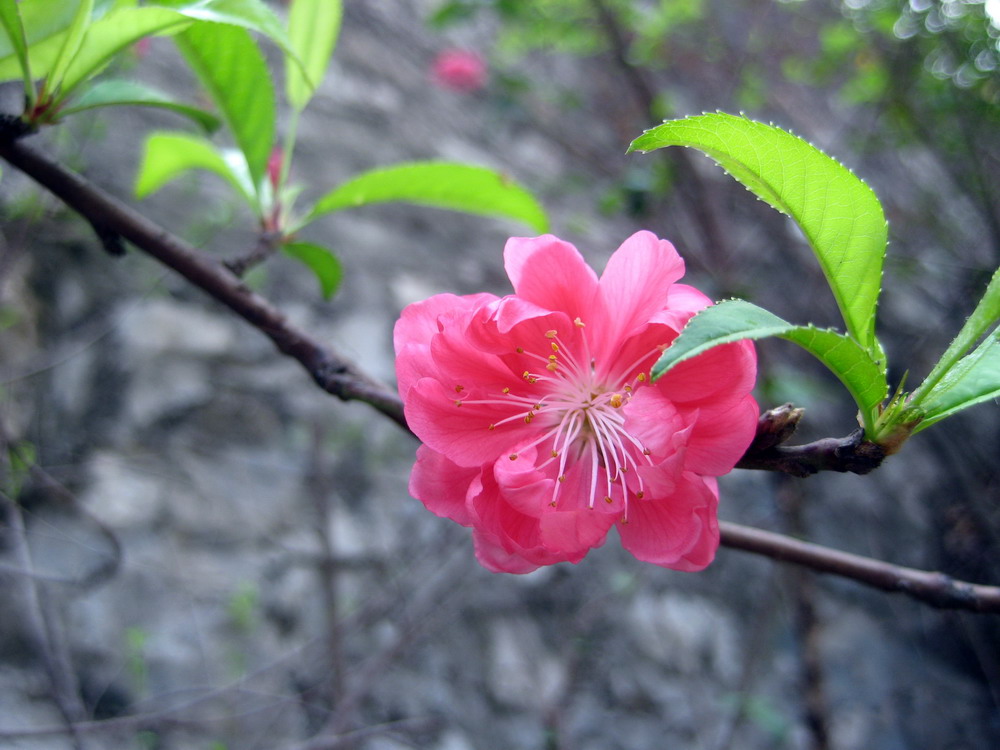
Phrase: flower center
[{"left": 456, "top": 321, "right": 664, "bottom": 518}]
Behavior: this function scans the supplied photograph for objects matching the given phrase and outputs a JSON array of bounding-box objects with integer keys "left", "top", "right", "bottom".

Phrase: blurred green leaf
[
  {"left": 0, "top": 0, "right": 34, "bottom": 104},
  {"left": 160, "top": 0, "right": 291, "bottom": 52},
  {"left": 915, "top": 332, "right": 1000, "bottom": 431},
  {"left": 282, "top": 241, "right": 343, "bottom": 299},
  {"left": 135, "top": 131, "right": 255, "bottom": 205},
  {"left": 174, "top": 21, "right": 274, "bottom": 192},
  {"left": 306, "top": 162, "right": 549, "bottom": 233},
  {"left": 652, "top": 299, "right": 887, "bottom": 433},
  {"left": 62, "top": 78, "right": 220, "bottom": 131},
  {"left": 46, "top": 0, "right": 93, "bottom": 98},
  {"left": 0, "top": 6, "right": 191, "bottom": 89},
  {"left": 285, "top": 0, "right": 341, "bottom": 111},
  {"left": 629, "top": 113, "right": 887, "bottom": 358}
]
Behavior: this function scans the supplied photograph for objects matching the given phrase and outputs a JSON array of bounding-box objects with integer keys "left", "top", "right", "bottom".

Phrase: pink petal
[
  {"left": 409, "top": 445, "right": 478, "bottom": 525},
  {"left": 472, "top": 529, "right": 540, "bottom": 574},
  {"left": 503, "top": 236, "right": 598, "bottom": 319},
  {"left": 594, "top": 231, "right": 686, "bottom": 351},
  {"left": 658, "top": 339, "right": 757, "bottom": 405},
  {"left": 680, "top": 394, "right": 759, "bottom": 476},
  {"left": 394, "top": 292, "right": 496, "bottom": 397},
  {"left": 406, "top": 377, "right": 532, "bottom": 466},
  {"left": 538, "top": 508, "right": 615, "bottom": 555},
  {"left": 616, "top": 472, "right": 720, "bottom": 570}
]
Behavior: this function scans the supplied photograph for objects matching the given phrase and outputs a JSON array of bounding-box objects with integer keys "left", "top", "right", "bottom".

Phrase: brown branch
[
  {"left": 0, "top": 134, "right": 406, "bottom": 430},
  {"left": 736, "top": 404, "right": 887, "bottom": 477},
  {"left": 720, "top": 521, "right": 1000, "bottom": 613},
  {"left": 2, "top": 133, "right": 999, "bottom": 614}
]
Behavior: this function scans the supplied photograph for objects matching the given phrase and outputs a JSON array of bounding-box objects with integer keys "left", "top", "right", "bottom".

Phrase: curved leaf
[
  {"left": 46, "top": 0, "right": 93, "bottom": 97},
  {"left": 285, "top": 0, "right": 341, "bottom": 111},
  {"left": 0, "top": 6, "right": 191, "bottom": 88},
  {"left": 0, "top": 0, "right": 34, "bottom": 103},
  {"left": 282, "top": 241, "right": 343, "bottom": 299},
  {"left": 306, "top": 162, "right": 549, "bottom": 233},
  {"left": 135, "top": 131, "right": 254, "bottom": 205},
  {"left": 914, "top": 332, "right": 1000, "bottom": 431},
  {"left": 629, "top": 113, "right": 887, "bottom": 356},
  {"left": 652, "top": 299, "right": 887, "bottom": 432},
  {"left": 174, "top": 21, "right": 275, "bottom": 192},
  {"left": 62, "top": 79, "right": 220, "bottom": 131},
  {"left": 910, "top": 264, "right": 1000, "bottom": 406}
]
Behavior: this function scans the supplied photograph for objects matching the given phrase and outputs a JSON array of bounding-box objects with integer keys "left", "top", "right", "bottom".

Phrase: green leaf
[
  {"left": 61, "top": 79, "right": 220, "bottom": 131},
  {"left": 153, "top": 0, "right": 296, "bottom": 60},
  {"left": 0, "top": 0, "right": 34, "bottom": 104},
  {"left": 0, "top": 6, "right": 191, "bottom": 90},
  {"left": 652, "top": 299, "right": 887, "bottom": 432},
  {"left": 910, "top": 265, "right": 1000, "bottom": 407},
  {"left": 56, "top": 6, "right": 192, "bottom": 97},
  {"left": 282, "top": 242, "right": 343, "bottom": 299},
  {"left": 629, "top": 113, "right": 887, "bottom": 357},
  {"left": 306, "top": 162, "right": 549, "bottom": 233},
  {"left": 174, "top": 21, "right": 275, "bottom": 192},
  {"left": 46, "top": 0, "right": 93, "bottom": 98},
  {"left": 285, "top": 0, "right": 342, "bottom": 111},
  {"left": 915, "top": 331, "right": 1000, "bottom": 431},
  {"left": 135, "top": 131, "right": 255, "bottom": 206}
]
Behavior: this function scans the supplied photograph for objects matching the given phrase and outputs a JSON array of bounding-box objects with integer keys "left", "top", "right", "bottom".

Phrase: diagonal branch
[
  {"left": 1, "top": 133, "right": 998, "bottom": 613},
  {"left": 0, "top": 133, "right": 406, "bottom": 431}
]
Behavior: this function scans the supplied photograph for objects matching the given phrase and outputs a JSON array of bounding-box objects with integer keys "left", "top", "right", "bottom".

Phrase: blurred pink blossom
[
  {"left": 431, "top": 49, "right": 487, "bottom": 92},
  {"left": 394, "top": 232, "right": 758, "bottom": 574}
]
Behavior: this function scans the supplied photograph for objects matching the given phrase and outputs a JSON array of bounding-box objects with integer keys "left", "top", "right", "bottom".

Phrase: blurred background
[{"left": 1, "top": 1, "right": 998, "bottom": 748}]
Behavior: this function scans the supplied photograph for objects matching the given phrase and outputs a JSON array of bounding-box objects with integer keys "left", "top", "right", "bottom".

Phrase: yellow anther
[
  {"left": 544, "top": 330, "right": 557, "bottom": 339},
  {"left": 550, "top": 342, "right": 559, "bottom": 353},
  {"left": 524, "top": 412, "right": 535, "bottom": 424},
  {"left": 636, "top": 491, "right": 645, "bottom": 499},
  {"left": 574, "top": 317, "right": 585, "bottom": 327},
  {"left": 637, "top": 372, "right": 647, "bottom": 382},
  {"left": 548, "top": 354, "right": 558, "bottom": 362},
  {"left": 642, "top": 448, "right": 651, "bottom": 456},
  {"left": 609, "top": 393, "right": 623, "bottom": 408},
  {"left": 516, "top": 346, "right": 524, "bottom": 354},
  {"left": 551, "top": 450, "right": 559, "bottom": 457},
  {"left": 502, "top": 387, "right": 511, "bottom": 394},
  {"left": 488, "top": 424, "right": 496, "bottom": 431},
  {"left": 620, "top": 466, "right": 628, "bottom": 473},
  {"left": 509, "top": 454, "right": 518, "bottom": 461},
  {"left": 546, "top": 363, "right": 559, "bottom": 372},
  {"left": 528, "top": 376, "right": 538, "bottom": 383},
  {"left": 522, "top": 370, "right": 531, "bottom": 379},
  {"left": 454, "top": 385, "right": 464, "bottom": 393},
  {"left": 624, "top": 384, "right": 632, "bottom": 392},
  {"left": 557, "top": 475, "right": 566, "bottom": 483},
  {"left": 454, "top": 400, "right": 463, "bottom": 407},
  {"left": 604, "top": 496, "right": 613, "bottom": 504},
  {"left": 549, "top": 501, "right": 557, "bottom": 507}
]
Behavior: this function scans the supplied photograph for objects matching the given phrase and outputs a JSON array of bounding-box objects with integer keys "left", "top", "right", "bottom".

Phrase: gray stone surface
[{"left": 1, "top": 1, "right": 998, "bottom": 749}]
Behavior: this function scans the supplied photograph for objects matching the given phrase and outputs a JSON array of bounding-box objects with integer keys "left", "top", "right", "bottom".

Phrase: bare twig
[
  {"left": 0, "top": 491, "right": 90, "bottom": 750},
  {"left": 719, "top": 522, "right": 1000, "bottom": 613},
  {"left": 0, "top": 135, "right": 407, "bottom": 430}
]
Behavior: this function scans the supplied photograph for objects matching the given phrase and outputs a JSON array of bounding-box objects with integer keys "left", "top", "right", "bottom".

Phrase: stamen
[
  {"left": 455, "top": 385, "right": 464, "bottom": 393},
  {"left": 609, "top": 393, "right": 623, "bottom": 408},
  {"left": 545, "top": 330, "right": 558, "bottom": 338},
  {"left": 502, "top": 387, "right": 511, "bottom": 394},
  {"left": 509, "top": 454, "right": 518, "bottom": 461},
  {"left": 516, "top": 346, "right": 524, "bottom": 353},
  {"left": 574, "top": 317, "right": 585, "bottom": 327}
]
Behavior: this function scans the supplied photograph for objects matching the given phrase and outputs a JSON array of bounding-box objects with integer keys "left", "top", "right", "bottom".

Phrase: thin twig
[
  {"left": 0, "top": 134, "right": 407, "bottom": 430},
  {"left": 719, "top": 521, "right": 1000, "bottom": 613},
  {"left": 0, "top": 491, "right": 90, "bottom": 750}
]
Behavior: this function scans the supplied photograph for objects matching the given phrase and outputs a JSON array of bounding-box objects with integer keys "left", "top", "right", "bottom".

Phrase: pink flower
[
  {"left": 431, "top": 49, "right": 487, "bottom": 92},
  {"left": 394, "top": 232, "right": 758, "bottom": 574}
]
